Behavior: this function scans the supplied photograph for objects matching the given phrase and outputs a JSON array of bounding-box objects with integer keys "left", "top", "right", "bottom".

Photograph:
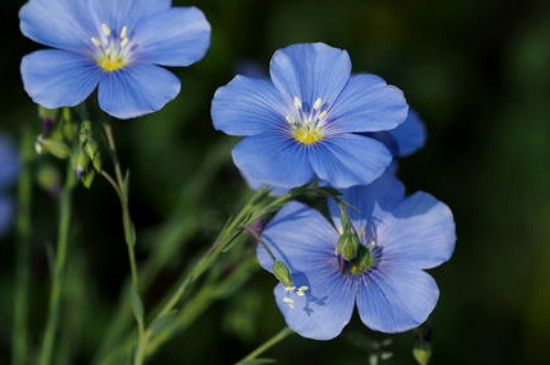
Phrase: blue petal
[
  {"left": 21, "top": 50, "right": 102, "bottom": 109},
  {"left": 309, "top": 134, "right": 392, "bottom": 189},
  {"left": 273, "top": 275, "right": 356, "bottom": 340},
  {"left": 270, "top": 43, "right": 351, "bottom": 108},
  {"left": 212, "top": 76, "right": 286, "bottom": 136},
  {"left": 232, "top": 133, "right": 314, "bottom": 188},
  {"left": 257, "top": 202, "right": 354, "bottom": 340},
  {"left": 328, "top": 169, "right": 405, "bottom": 233},
  {"left": 0, "top": 196, "right": 15, "bottom": 239},
  {"left": 240, "top": 170, "right": 288, "bottom": 197},
  {"left": 19, "top": 0, "right": 96, "bottom": 51},
  {"left": 257, "top": 202, "right": 339, "bottom": 272},
  {"left": 376, "top": 192, "right": 456, "bottom": 269},
  {"left": 98, "top": 64, "right": 181, "bottom": 119},
  {"left": 367, "top": 109, "right": 427, "bottom": 157},
  {"left": 0, "top": 135, "right": 19, "bottom": 190},
  {"left": 357, "top": 266, "right": 439, "bottom": 333},
  {"left": 89, "top": 0, "right": 171, "bottom": 31},
  {"left": 134, "top": 7, "right": 211, "bottom": 67},
  {"left": 329, "top": 74, "right": 408, "bottom": 133}
]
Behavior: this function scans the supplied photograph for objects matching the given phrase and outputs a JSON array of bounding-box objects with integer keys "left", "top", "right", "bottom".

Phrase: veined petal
[
  {"left": 0, "top": 195, "right": 15, "bottom": 238},
  {"left": 0, "top": 135, "right": 19, "bottom": 190},
  {"left": 89, "top": 0, "right": 171, "bottom": 31},
  {"left": 21, "top": 50, "right": 102, "bottom": 109},
  {"left": 241, "top": 170, "right": 288, "bottom": 197},
  {"left": 98, "top": 64, "right": 181, "bottom": 119},
  {"left": 257, "top": 202, "right": 339, "bottom": 273},
  {"left": 212, "top": 76, "right": 286, "bottom": 136},
  {"left": 309, "top": 134, "right": 392, "bottom": 189},
  {"left": 376, "top": 192, "right": 456, "bottom": 269},
  {"left": 270, "top": 43, "right": 351, "bottom": 108},
  {"left": 328, "top": 169, "right": 405, "bottom": 233},
  {"left": 357, "top": 266, "right": 439, "bottom": 333},
  {"left": 367, "top": 109, "right": 427, "bottom": 157},
  {"left": 273, "top": 273, "right": 356, "bottom": 340},
  {"left": 232, "top": 133, "right": 314, "bottom": 188},
  {"left": 19, "top": 0, "right": 96, "bottom": 51},
  {"left": 134, "top": 7, "right": 211, "bottom": 67},
  {"left": 329, "top": 74, "right": 408, "bottom": 133}
]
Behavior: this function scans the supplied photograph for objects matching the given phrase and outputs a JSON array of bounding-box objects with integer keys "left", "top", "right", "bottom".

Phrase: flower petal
[
  {"left": 309, "top": 134, "right": 392, "bottom": 189},
  {"left": 89, "top": 0, "right": 171, "bottom": 31},
  {"left": 19, "top": 0, "right": 95, "bottom": 51},
  {"left": 98, "top": 64, "right": 181, "bottom": 119},
  {"left": 376, "top": 192, "right": 456, "bottom": 269},
  {"left": 0, "top": 195, "right": 15, "bottom": 238},
  {"left": 212, "top": 76, "right": 286, "bottom": 136},
  {"left": 232, "top": 133, "right": 314, "bottom": 188},
  {"left": 367, "top": 109, "right": 427, "bottom": 157},
  {"left": 133, "top": 7, "right": 211, "bottom": 67},
  {"left": 0, "top": 135, "right": 19, "bottom": 190},
  {"left": 270, "top": 43, "right": 351, "bottom": 108},
  {"left": 328, "top": 169, "right": 405, "bottom": 233},
  {"left": 21, "top": 50, "right": 102, "bottom": 109},
  {"left": 273, "top": 273, "right": 356, "bottom": 340},
  {"left": 257, "top": 202, "right": 339, "bottom": 272},
  {"left": 329, "top": 74, "right": 408, "bottom": 133},
  {"left": 357, "top": 266, "right": 439, "bottom": 333}
]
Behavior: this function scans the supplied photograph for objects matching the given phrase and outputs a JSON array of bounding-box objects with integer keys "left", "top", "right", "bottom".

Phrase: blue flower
[
  {"left": 20, "top": 0, "right": 211, "bottom": 119},
  {"left": 257, "top": 171, "right": 456, "bottom": 340},
  {"left": 0, "top": 134, "right": 19, "bottom": 239},
  {"left": 212, "top": 43, "right": 409, "bottom": 189}
]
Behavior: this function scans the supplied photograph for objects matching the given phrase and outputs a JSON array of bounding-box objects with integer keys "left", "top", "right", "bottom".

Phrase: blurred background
[{"left": 1, "top": 0, "right": 550, "bottom": 364}]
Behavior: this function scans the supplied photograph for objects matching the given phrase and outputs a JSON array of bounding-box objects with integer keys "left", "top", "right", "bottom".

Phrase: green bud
[
  {"left": 355, "top": 245, "right": 374, "bottom": 271},
  {"left": 72, "top": 148, "right": 90, "bottom": 178},
  {"left": 273, "top": 261, "right": 293, "bottom": 287},
  {"left": 85, "top": 140, "right": 102, "bottom": 171},
  {"left": 82, "top": 170, "right": 95, "bottom": 189},
  {"left": 37, "top": 164, "right": 61, "bottom": 196},
  {"left": 79, "top": 120, "right": 92, "bottom": 144},
  {"left": 38, "top": 106, "right": 58, "bottom": 121},
  {"left": 35, "top": 136, "right": 71, "bottom": 159},
  {"left": 413, "top": 342, "right": 432, "bottom": 365},
  {"left": 337, "top": 232, "right": 360, "bottom": 261}
]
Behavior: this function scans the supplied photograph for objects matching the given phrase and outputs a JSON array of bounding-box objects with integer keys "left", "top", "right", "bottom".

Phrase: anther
[
  {"left": 313, "top": 98, "right": 323, "bottom": 111},
  {"left": 91, "top": 37, "right": 102, "bottom": 47},
  {"left": 120, "top": 26, "right": 128, "bottom": 39},
  {"left": 101, "top": 23, "right": 111, "bottom": 37},
  {"left": 293, "top": 97, "right": 302, "bottom": 110}
]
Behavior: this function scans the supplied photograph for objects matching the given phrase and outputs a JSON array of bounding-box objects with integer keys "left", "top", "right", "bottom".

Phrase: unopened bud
[
  {"left": 85, "top": 141, "right": 102, "bottom": 171},
  {"left": 37, "top": 164, "right": 61, "bottom": 197},
  {"left": 79, "top": 120, "right": 92, "bottom": 144},
  {"left": 72, "top": 149, "right": 90, "bottom": 178},
  {"left": 35, "top": 136, "right": 71, "bottom": 159},
  {"left": 82, "top": 169, "right": 95, "bottom": 189},
  {"left": 337, "top": 232, "right": 360, "bottom": 261},
  {"left": 355, "top": 245, "right": 374, "bottom": 271},
  {"left": 273, "top": 261, "right": 293, "bottom": 288},
  {"left": 413, "top": 342, "right": 432, "bottom": 365}
]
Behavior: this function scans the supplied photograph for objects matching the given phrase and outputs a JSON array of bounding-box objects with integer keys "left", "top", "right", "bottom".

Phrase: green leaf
[
  {"left": 129, "top": 286, "right": 144, "bottom": 323},
  {"left": 148, "top": 310, "right": 179, "bottom": 335}
]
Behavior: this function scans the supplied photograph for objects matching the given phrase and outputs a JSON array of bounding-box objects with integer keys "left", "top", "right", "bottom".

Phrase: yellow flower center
[
  {"left": 91, "top": 24, "right": 131, "bottom": 72},
  {"left": 287, "top": 97, "right": 329, "bottom": 145}
]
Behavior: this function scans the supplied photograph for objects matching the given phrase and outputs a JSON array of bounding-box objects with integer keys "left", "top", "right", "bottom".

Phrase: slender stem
[
  {"left": 101, "top": 122, "right": 147, "bottom": 365},
  {"left": 236, "top": 327, "right": 293, "bottom": 364},
  {"left": 12, "top": 129, "right": 33, "bottom": 365},
  {"left": 38, "top": 167, "right": 75, "bottom": 365},
  {"left": 240, "top": 225, "right": 276, "bottom": 262}
]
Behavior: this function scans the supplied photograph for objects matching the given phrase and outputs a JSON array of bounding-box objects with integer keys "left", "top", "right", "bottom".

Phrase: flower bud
[
  {"left": 354, "top": 245, "right": 374, "bottom": 271},
  {"left": 72, "top": 148, "right": 90, "bottom": 178},
  {"left": 273, "top": 261, "right": 293, "bottom": 288},
  {"left": 38, "top": 106, "right": 58, "bottom": 135},
  {"left": 37, "top": 164, "right": 61, "bottom": 198},
  {"left": 413, "top": 341, "right": 432, "bottom": 365},
  {"left": 35, "top": 136, "right": 71, "bottom": 159},
  {"left": 337, "top": 232, "right": 360, "bottom": 261},
  {"left": 82, "top": 169, "right": 95, "bottom": 189},
  {"left": 85, "top": 140, "right": 102, "bottom": 171}
]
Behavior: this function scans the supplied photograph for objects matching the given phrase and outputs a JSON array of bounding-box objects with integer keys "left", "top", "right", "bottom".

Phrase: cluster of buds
[
  {"left": 336, "top": 203, "right": 374, "bottom": 275},
  {"left": 71, "top": 121, "right": 102, "bottom": 189}
]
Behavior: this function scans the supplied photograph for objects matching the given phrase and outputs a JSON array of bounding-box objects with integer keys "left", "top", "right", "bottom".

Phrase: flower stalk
[{"left": 235, "top": 327, "right": 294, "bottom": 364}]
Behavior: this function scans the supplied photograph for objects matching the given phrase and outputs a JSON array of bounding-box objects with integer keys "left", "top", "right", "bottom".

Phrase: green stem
[
  {"left": 38, "top": 166, "right": 75, "bottom": 365},
  {"left": 101, "top": 122, "right": 147, "bottom": 365},
  {"left": 12, "top": 129, "right": 33, "bottom": 365},
  {"left": 236, "top": 327, "right": 293, "bottom": 364}
]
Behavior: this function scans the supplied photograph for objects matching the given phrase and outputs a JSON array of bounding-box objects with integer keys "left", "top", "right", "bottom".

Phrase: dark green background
[{"left": 1, "top": 0, "right": 550, "bottom": 364}]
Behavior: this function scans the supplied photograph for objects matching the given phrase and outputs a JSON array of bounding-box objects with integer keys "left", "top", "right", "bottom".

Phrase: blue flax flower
[
  {"left": 20, "top": 0, "right": 211, "bottom": 119},
  {"left": 257, "top": 172, "right": 456, "bottom": 339},
  {"left": 212, "top": 43, "right": 409, "bottom": 189},
  {"left": 0, "top": 134, "right": 19, "bottom": 239}
]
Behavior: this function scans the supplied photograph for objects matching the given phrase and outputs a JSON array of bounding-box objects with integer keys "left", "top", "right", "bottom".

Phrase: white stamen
[
  {"left": 283, "top": 296, "right": 294, "bottom": 309},
  {"left": 101, "top": 23, "right": 111, "bottom": 37},
  {"left": 91, "top": 37, "right": 102, "bottom": 47},
  {"left": 296, "top": 286, "right": 309, "bottom": 296},
  {"left": 120, "top": 26, "right": 128, "bottom": 39},
  {"left": 293, "top": 97, "right": 302, "bottom": 110},
  {"left": 318, "top": 110, "right": 328, "bottom": 120},
  {"left": 285, "top": 116, "right": 296, "bottom": 124},
  {"left": 313, "top": 98, "right": 323, "bottom": 110},
  {"left": 120, "top": 38, "right": 129, "bottom": 48},
  {"left": 284, "top": 286, "right": 296, "bottom": 292}
]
